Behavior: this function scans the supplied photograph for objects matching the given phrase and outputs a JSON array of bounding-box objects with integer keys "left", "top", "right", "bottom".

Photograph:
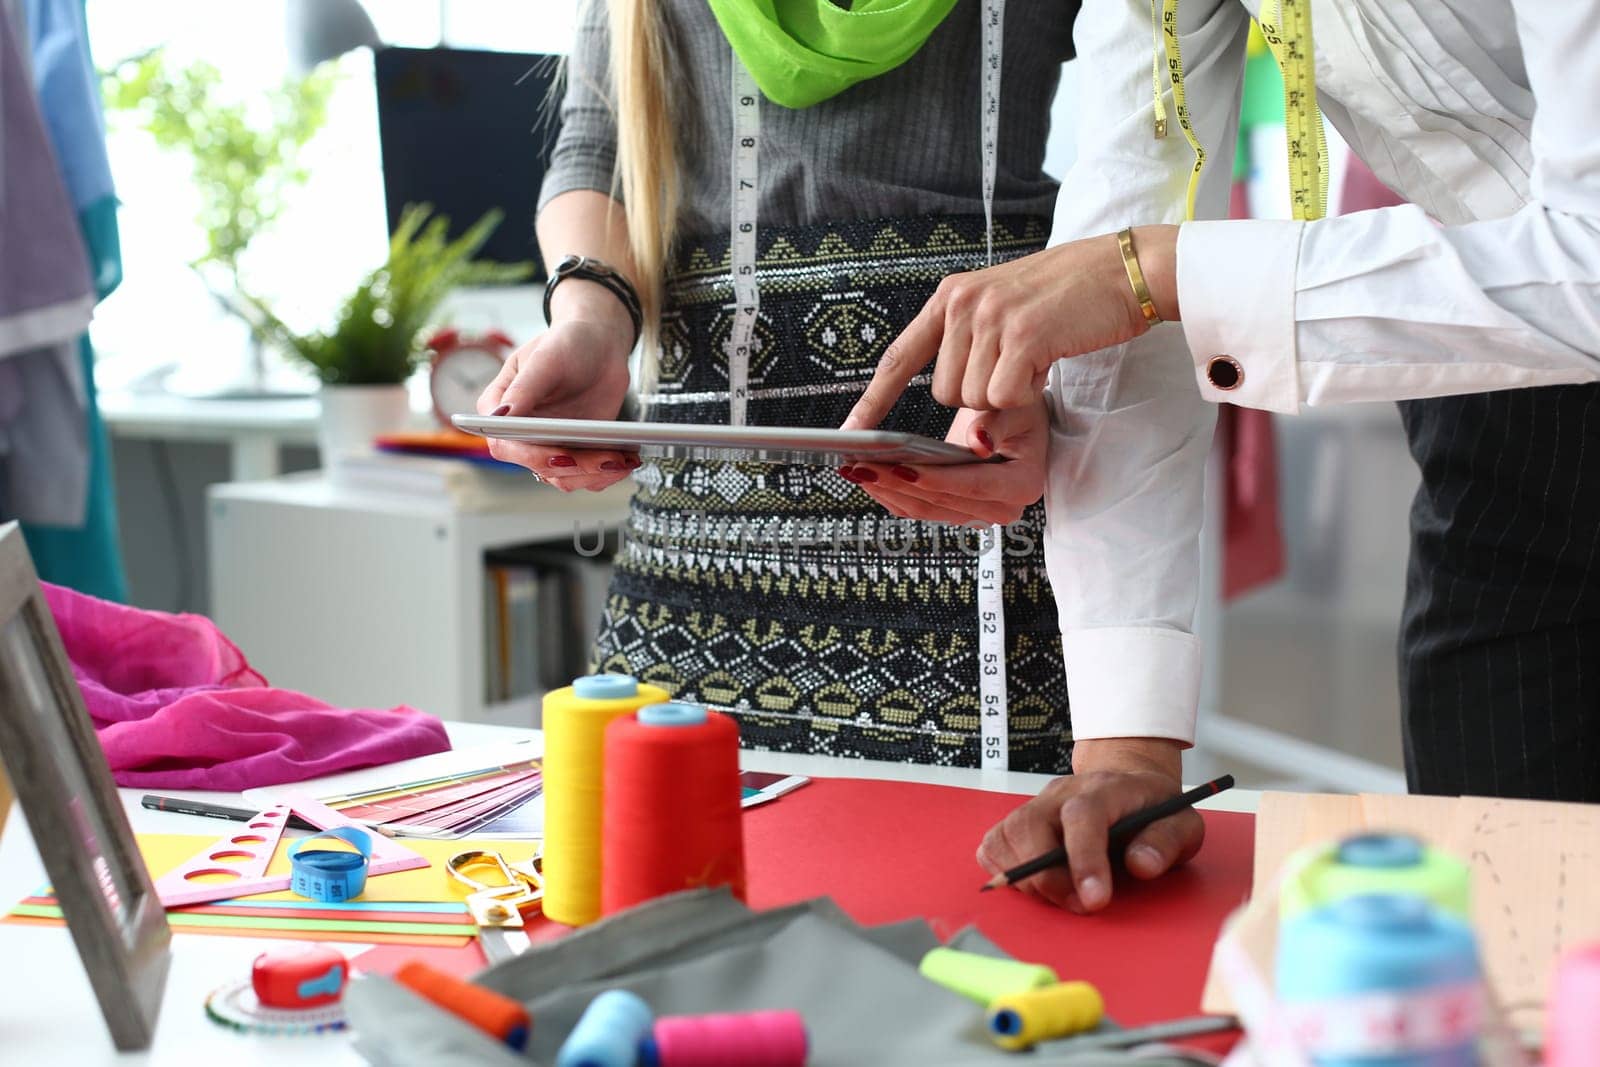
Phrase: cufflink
[{"left": 1205, "top": 356, "right": 1243, "bottom": 391}]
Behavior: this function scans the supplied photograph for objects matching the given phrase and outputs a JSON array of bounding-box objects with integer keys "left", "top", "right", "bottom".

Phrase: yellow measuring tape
[{"left": 1151, "top": 0, "right": 1328, "bottom": 222}]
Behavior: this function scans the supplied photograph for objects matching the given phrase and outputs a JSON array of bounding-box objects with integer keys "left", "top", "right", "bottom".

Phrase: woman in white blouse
[{"left": 845, "top": 0, "right": 1600, "bottom": 911}]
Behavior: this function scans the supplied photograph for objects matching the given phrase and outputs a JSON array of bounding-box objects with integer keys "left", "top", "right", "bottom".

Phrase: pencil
[
  {"left": 979, "top": 775, "right": 1234, "bottom": 891},
  {"left": 139, "top": 794, "right": 397, "bottom": 838}
]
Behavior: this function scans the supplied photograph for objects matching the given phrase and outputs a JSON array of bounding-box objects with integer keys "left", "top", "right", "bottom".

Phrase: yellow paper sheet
[
  {"left": 1202, "top": 791, "right": 1600, "bottom": 1033},
  {"left": 135, "top": 832, "right": 539, "bottom": 905}
]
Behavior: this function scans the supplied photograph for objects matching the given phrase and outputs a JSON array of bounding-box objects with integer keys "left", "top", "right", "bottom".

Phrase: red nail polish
[
  {"left": 837, "top": 466, "right": 857, "bottom": 482},
  {"left": 624, "top": 455, "right": 642, "bottom": 469},
  {"left": 852, "top": 467, "right": 878, "bottom": 483},
  {"left": 892, "top": 465, "right": 919, "bottom": 483},
  {"left": 549, "top": 455, "right": 577, "bottom": 468},
  {"left": 601, "top": 460, "right": 623, "bottom": 471},
  {"left": 976, "top": 429, "right": 994, "bottom": 451},
  {"left": 492, "top": 404, "right": 512, "bottom": 416}
]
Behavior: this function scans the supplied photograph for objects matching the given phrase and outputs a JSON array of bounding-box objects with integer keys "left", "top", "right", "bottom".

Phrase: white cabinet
[{"left": 208, "top": 473, "right": 631, "bottom": 726}]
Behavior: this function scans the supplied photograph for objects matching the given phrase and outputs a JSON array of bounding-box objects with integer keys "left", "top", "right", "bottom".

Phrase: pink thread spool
[
  {"left": 639, "top": 1010, "right": 808, "bottom": 1067},
  {"left": 1547, "top": 942, "right": 1600, "bottom": 1067}
]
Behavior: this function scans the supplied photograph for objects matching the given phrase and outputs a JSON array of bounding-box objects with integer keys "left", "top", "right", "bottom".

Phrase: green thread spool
[
  {"left": 986, "top": 981, "right": 1104, "bottom": 1051},
  {"left": 1280, "top": 832, "right": 1471, "bottom": 923},
  {"left": 918, "top": 947, "right": 1057, "bottom": 1005}
]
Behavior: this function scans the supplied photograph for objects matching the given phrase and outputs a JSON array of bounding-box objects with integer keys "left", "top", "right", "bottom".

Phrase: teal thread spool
[
  {"left": 1281, "top": 833, "right": 1471, "bottom": 923},
  {"left": 556, "top": 989, "right": 653, "bottom": 1067},
  {"left": 918, "top": 947, "right": 1057, "bottom": 1004},
  {"left": 1277, "top": 894, "right": 1483, "bottom": 1067}
]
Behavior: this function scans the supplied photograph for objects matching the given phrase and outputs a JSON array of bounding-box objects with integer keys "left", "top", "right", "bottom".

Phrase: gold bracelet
[{"left": 1116, "top": 227, "right": 1162, "bottom": 326}]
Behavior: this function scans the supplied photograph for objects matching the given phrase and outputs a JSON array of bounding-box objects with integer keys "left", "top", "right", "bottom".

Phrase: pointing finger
[{"left": 842, "top": 296, "right": 945, "bottom": 430}]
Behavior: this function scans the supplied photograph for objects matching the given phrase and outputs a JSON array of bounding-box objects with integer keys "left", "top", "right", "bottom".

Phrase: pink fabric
[{"left": 42, "top": 583, "right": 451, "bottom": 791}]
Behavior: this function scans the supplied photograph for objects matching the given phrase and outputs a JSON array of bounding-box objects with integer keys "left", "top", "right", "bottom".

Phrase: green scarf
[{"left": 707, "top": 0, "right": 961, "bottom": 109}]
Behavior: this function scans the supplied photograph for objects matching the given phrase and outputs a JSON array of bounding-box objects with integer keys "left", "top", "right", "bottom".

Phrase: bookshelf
[{"left": 207, "top": 471, "right": 631, "bottom": 726}]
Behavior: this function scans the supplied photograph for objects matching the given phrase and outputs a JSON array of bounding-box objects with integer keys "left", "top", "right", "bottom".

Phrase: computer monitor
[{"left": 374, "top": 46, "right": 563, "bottom": 281}]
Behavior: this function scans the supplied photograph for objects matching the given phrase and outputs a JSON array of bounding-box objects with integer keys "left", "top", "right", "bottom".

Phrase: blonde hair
[{"left": 608, "top": 0, "right": 679, "bottom": 359}]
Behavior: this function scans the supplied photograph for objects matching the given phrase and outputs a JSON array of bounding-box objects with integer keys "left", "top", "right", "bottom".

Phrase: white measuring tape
[
  {"left": 1215, "top": 927, "right": 1488, "bottom": 1065},
  {"left": 727, "top": 0, "right": 1010, "bottom": 770},
  {"left": 976, "top": 0, "right": 1009, "bottom": 771},
  {"left": 728, "top": 64, "right": 761, "bottom": 428}
]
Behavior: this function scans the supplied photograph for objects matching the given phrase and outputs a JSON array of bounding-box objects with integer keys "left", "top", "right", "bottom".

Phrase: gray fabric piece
[
  {"left": 347, "top": 975, "right": 525, "bottom": 1067},
  {"left": 540, "top": 0, "right": 1074, "bottom": 239},
  {"left": 345, "top": 892, "right": 1216, "bottom": 1066},
  {"left": 0, "top": 343, "right": 86, "bottom": 525},
  {"left": 0, "top": 0, "right": 93, "bottom": 357}
]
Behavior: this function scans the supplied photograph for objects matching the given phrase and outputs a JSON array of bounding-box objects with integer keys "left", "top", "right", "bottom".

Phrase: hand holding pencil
[{"left": 975, "top": 744, "right": 1220, "bottom": 913}]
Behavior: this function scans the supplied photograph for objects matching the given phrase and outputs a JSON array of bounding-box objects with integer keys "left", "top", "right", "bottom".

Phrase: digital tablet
[{"left": 453, "top": 415, "right": 991, "bottom": 466}]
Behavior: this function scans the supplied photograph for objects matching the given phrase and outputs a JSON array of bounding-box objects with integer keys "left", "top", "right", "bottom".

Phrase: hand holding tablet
[{"left": 454, "top": 414, "right": 990, "bottom": 467}]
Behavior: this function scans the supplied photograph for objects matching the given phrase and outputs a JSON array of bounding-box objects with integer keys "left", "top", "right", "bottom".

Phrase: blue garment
[
  {"left": 23, "top": 0, "right": 114, "bottom": 211},
  {"left": 18, "top": 0, "right": 127, "bottom": 602}
]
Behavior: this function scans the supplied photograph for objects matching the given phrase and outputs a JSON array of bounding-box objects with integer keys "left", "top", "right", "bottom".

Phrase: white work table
[
  {"left": 97, "top": 391, "right": 321, "bottom": 483},
  {"left": 0, "top": 723, "right": 1258, "bottom": 1065}
]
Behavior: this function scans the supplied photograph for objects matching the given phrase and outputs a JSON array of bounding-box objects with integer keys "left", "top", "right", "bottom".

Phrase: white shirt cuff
[
  {"left": 1177, "top": 218, "right": 1306, "bottom": 414},
  {"left": 1063, "top": 627, "right": 1200, "bottom": 747}
]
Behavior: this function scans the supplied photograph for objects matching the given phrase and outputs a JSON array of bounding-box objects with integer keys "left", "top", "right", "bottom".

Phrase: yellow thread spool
[
  {"left": 986, "top": 981, "right": 1104, "bottom": 1051},
  {"left": 918, "top": 947, "right": 1058, "bottom": 1005},
  {"left": 1280, "top": 833, "right": 1471, "bottom": 924},
  {"left": 541, "top": 675, "right": 669, "bottom": 925}
]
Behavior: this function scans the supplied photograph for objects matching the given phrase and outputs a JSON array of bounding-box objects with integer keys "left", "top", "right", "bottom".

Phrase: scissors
[{"left": 447, "top": 848, "right": 543, "bottom": 964}]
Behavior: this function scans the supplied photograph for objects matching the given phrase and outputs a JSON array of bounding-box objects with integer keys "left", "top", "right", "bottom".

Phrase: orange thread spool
[
  {"left": 394, "top": 961, "right": 531, "bottom": 1051},
  {"left": 601, "top": 703, "right": 745, "bottom": 915}
]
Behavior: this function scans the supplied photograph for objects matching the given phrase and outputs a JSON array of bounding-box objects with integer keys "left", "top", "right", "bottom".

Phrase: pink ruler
[{"left": 154, "top": 794, "right": 430, "bottom": 909}]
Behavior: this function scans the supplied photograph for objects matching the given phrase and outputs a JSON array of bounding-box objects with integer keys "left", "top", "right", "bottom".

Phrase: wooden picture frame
[{"left": 0, "top": 523, "right": 170, "bottom": 1049}]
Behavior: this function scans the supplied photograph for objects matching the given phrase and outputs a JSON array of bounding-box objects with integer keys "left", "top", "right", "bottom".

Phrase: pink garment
[{"left": 43, "top": 583, "right": 451, "bottom": 791}]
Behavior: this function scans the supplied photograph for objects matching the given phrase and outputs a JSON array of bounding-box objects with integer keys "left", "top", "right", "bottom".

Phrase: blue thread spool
[
  {"left": 574, "top": 674, "right": 642, "bottom": 700},
  {"left": 556, "top": 989, "right": 654, "bottom": 1067},
  {"left": 1277, "top": 894, "right": 1482, "bottom": 1067},
  {"left": 637, "top": 702, "right": 708, "bottom": 727}
]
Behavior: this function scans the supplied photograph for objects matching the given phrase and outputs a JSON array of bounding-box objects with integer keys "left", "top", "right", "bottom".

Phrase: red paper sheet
[
  {"left": 356, "top": 775, "right": 1254, "bottom": 1043},
  {"left": 742, "top": 778, "right": 1255, "bottom": 1028}
]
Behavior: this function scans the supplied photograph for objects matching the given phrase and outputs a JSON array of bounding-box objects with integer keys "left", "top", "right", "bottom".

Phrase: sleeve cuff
[
  {"left": 1063, "top": 627, "right": 1200, "bottom": 747},
  {"left": 1177, "top": 218, "right": 1306, "bottom": 414}
]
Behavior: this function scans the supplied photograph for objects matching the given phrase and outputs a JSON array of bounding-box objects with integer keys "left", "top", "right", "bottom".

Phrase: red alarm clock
[
  {"left": 427, "top": 328, "right": 515, "bottom": 428},
  {"left": 252, "top": 946, "right": 350, "bottom": 1009}
]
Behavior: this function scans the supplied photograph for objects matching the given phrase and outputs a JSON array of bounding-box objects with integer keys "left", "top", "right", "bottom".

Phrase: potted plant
[
  {"left": 104, "top": 51, "right": 335, "bottom": 394},
  {"left": 245, "top": 204, "right": 533, "bottom": 465}
]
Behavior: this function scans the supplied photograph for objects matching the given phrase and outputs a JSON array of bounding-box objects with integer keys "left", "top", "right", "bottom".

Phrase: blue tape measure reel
[{"left": 288, "top": 827, "right": 373, "bottom": 902}]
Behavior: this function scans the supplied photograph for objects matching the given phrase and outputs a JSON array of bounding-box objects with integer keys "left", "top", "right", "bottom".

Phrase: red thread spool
[
  {"left": 601, "top": 703, "right": 745, "bottom": 915},
  {"left": 642, "top": 1010, "right": 808, "bottom": 1067}
]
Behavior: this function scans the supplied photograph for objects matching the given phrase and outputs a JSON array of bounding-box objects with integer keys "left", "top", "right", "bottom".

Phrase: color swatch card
[{"left": 245, "top": 739, "right": 544, "bottom": 840}]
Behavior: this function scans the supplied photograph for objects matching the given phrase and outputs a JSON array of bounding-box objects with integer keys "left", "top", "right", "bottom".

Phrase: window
[{"left": 85, "top": 1, "right": 576, "bottom": 394}]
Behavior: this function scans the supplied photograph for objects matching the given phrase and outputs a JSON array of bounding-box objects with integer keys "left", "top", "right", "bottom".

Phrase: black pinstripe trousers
[{"left": 1399, "top": 386, "right": 1600, "bottom": 802}]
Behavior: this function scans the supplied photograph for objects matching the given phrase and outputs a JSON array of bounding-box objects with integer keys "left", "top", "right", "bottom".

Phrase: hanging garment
[
  {"left": 43, "top": 582, "right": 453, "bottom": 792},
  {"left": 17, "top": 0, "right": 127, "bottom": 599},
  {"left": 0, "top": 347, "right": 87, "bottom": 524},
  {"left": 0, "top": 1, "right": 91, "bottom": 354},
  {"left": 0, "top": 0, "right": 92, "bottom": 525}
]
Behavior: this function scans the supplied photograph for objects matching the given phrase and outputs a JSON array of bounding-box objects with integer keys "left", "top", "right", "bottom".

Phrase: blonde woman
[{"left": 480, "top": 0, "right": 1087, "bottom": 775}]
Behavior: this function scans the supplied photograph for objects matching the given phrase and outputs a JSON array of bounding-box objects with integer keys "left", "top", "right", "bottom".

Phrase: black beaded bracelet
[{"left": 543, "top": 254, "right": 644, "bottom": 349}]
